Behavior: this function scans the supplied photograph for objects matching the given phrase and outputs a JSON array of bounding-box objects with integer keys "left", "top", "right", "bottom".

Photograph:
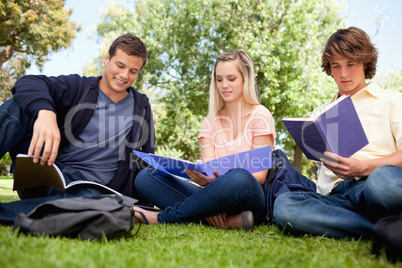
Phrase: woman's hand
[
  {"left": 205, "top": 212, "right": 226, "bottom": 228},
  {"left": 184, "top": 169, "right": 220, "bottom": 187}
]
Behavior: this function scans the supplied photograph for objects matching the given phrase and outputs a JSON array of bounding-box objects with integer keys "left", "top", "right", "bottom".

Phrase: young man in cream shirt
[{"left": 273, "top": 27, "right": 402, "bottom": 239}]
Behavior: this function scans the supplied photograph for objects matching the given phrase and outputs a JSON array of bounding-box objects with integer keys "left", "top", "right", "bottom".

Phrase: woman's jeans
[
  {"left": 273, "top": 165, "right": 402, "bottom": 239},
  {"left": 135, "top": 167, "right": 266, "bottom": 225}
]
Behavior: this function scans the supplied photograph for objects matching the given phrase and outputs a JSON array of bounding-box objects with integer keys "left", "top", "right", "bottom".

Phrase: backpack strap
[{"left": 12, "top": 213, "right": 33, "bottom": 234}]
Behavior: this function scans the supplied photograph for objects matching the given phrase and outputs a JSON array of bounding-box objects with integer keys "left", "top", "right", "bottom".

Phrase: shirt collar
[{"left": 330, "top": 81, "right": 380, "bottom": 102}]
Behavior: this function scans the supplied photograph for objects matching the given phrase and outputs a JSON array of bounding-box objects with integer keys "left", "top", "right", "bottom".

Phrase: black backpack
[
  {"left": 264, "top": 149, "right": 317, "bottom": 223},
  {"left": 13, "top": 194, "right": 141, "bottom": 241},
  {"left": 371, "top": 211, "right": 402, "bottom": 262}
]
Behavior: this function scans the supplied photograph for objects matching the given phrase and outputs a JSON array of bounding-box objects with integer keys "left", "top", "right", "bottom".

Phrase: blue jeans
[
  {"left": 0, "top": 159, "right": 121, "bottom": 225},
  {"left": 0, "top": 99, "right": 33, "bottom": 161},
  {"left": 0, "top": 99, "right": 86, "bottom": 199},
  {"left": 0, "top": 99, "right": 112, "bottom": 224},
  {"left": 0, "top": 186, "right": 107, "bottom": 225},
  {"left": 135, "top": 167, "right": 266, "bottom": 224},
  {"left": 273, "top": 165, "right": 402, "bottom": 239}
]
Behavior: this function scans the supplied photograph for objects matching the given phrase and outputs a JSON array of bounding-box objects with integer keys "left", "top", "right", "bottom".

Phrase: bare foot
[{"left": 132, "top": 206, "right": 160, "bottom": 224}]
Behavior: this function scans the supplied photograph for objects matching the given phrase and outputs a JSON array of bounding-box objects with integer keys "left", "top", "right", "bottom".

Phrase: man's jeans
[
  {"left": 1, "top": 99, "right": 78, "bottom": 198},
  {"left": 273, "top": 165, "right": 402, "bottom": 239},
  {"left": 0, "top": 186, "right": 106, "bottom": 225},
  {"left": 0, "top": 100, "right": 108, "bottom": 224},
  {"left": 0, "top": 99, "right": 33, "bottom": 161},
  {"left": 135, "top": 167, "right": 266, "bottom": 224}
]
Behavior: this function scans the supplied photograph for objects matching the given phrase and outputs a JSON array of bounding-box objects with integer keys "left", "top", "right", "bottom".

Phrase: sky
[{"left": 27, "top": 0, "right": 402, "bottom": 77}]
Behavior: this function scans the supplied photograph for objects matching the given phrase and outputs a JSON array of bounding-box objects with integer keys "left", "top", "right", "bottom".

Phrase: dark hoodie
[{"left": 11, "top": 74, "right": 155, "bottom": 198}]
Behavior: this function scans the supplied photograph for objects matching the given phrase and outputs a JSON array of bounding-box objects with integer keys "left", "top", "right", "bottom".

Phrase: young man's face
[
  {"left": 99, "top": 48, "right": 144, "bottom": 102},
  {"left": 329, "top": 55, "right": 367, "bottom": 96}
]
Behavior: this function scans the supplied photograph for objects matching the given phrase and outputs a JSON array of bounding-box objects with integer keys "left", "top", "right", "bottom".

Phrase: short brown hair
[
  {"left": 108, "top": 33, "right": 147, "bottom": 69},
  {"left": 321, "top": 27, "right": 378, "bottom": 79}
]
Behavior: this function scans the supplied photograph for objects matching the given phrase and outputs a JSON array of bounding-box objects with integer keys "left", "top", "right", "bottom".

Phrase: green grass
[
  {"left": 0, "top": 176, "right": 19, "bottom": 202},
  {"left": 0, "top": 177, "right": 399, "bottom": 268}
]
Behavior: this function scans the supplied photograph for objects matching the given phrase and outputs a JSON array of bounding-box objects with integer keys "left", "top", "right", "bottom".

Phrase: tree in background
[
  {"left": 0, "top": 0, "right": 80, "bottom": 100},
  {"left": 86, "top": 0, "right": 344, "bottom": 176},
  {"left": 377, "top": 66, "right": 402, "bottom": 92}
]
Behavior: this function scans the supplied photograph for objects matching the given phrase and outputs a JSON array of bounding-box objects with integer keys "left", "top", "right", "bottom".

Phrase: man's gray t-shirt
[{"left": 57, "top": 88, "right": 134, "bottom": 184}]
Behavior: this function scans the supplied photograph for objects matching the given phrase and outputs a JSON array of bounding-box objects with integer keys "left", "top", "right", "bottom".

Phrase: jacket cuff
[{"left": 25, "top": 100, "right": 55, "bottom": 118}]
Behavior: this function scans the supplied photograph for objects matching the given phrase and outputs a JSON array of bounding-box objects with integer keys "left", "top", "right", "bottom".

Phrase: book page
[
  {"left": 282, "top": 118, "right": 313, "bottom": 121},
  {"left": 66, "top": 181, "right": 121, "bottom": 195}
]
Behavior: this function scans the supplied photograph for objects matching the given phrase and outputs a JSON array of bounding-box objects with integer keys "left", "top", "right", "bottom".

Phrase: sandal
[{"left": 130, "top": 205, "right": 161, "bottom": 225}]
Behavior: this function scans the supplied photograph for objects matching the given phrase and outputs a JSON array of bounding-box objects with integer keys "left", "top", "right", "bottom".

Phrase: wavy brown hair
[{"left": 321, "top": 27, "right": 378, "bottom": 79}]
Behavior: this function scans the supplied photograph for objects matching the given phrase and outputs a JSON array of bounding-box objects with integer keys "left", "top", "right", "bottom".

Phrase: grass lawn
[{"left": 0, "top": 177, "right": 399, "bottom": 268}]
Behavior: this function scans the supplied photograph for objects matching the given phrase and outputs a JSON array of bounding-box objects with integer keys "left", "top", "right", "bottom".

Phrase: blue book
[
  {"left": 282, "top": 95, "right": 368, "bottom": 161},
  {"left": 133, "top": 146, "right": 272, "bottom": 180}
]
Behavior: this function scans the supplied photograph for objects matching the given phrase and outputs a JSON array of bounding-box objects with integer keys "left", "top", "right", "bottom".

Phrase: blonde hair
[{"left": 208, "top": 51, "right": 260, "bottom": 116}]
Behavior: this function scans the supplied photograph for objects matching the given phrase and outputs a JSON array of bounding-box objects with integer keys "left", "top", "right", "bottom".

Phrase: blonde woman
[{"left": 134, "top": 51, "right": 276, "bottom": 230}]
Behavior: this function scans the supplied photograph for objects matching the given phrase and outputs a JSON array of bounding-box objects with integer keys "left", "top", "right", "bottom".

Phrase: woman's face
[{"left": 215, "top": 60, "right": 244, "bottom": 104}]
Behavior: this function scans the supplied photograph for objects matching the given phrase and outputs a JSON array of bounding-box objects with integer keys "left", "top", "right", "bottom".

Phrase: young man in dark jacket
[{"left": 0, "top": 33, "right": 155, "bottom": 203}]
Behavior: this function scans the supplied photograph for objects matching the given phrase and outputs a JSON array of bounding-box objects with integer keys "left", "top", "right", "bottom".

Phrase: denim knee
[
  {"left": 0, "top": 98, "right": 33, "bottom": 159},
  {"left": 134, "top": 168, "right": 149, "bottom": 193},
  {"left": 223, "top": 168, "right": 259, "bottom": 190},
  {"left": 364, "top": 165, "right": 402, "bottom": 213},
  {"left": 272, "top": 192, "right": 296, "bottom": 229},
  {"left": 134, "top": 168, "right": 175, "bottom": 200}
]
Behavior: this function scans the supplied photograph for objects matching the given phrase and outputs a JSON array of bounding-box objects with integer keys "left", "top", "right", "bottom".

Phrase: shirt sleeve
[
  {"left": 248, "top": 106, "right": 277, "bottom": 141},
  {"left": 197, "top": 116, "right": 213, "bottom": 142}
]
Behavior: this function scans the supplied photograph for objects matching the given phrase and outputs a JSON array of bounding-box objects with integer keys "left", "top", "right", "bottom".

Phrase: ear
[{"left": 103, "top": 53, "right": 110, "bottom": 65}]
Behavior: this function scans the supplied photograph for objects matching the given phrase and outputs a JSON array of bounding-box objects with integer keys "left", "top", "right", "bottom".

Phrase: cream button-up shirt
[{"left": 315, "top": 82, "right": 402, "bottom": 195}]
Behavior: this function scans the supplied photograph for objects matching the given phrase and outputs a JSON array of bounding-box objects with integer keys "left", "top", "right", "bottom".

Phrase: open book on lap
[
  {"left": 13, "top": 154, "right": 121, "bottom": 195},
  {"left": 282, "top": 95, "right": 368, "bottom": 161},
  {"left": 133, "top": 146, "right": 272, "bottom": 180}
]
